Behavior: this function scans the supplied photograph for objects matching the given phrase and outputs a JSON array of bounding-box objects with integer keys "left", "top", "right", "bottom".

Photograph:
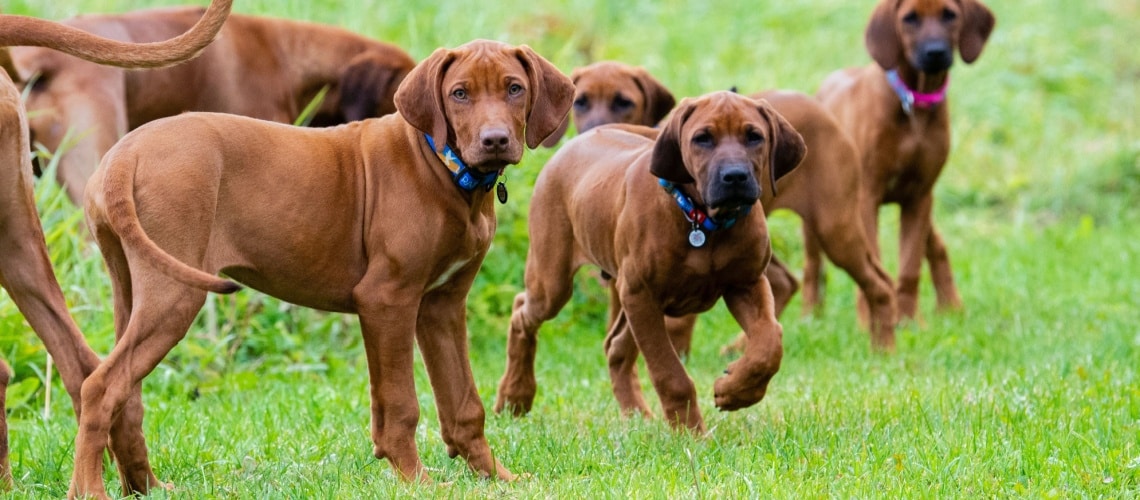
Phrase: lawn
[{"left": 1, "top": 0, "right": 1137, "bottom": 497}]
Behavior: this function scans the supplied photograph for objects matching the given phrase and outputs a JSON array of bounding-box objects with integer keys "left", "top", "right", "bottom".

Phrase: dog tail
[
  {"left": 0, "top": 0, "right": 232, "bottom": 69},
  {"left": 102, "top": 152, "right": 242, "bottom": 295}
]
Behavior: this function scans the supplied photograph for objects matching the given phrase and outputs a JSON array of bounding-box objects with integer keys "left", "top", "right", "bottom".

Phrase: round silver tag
[{"left": 688, "top": 229, "right": 706, "bottom": 248}]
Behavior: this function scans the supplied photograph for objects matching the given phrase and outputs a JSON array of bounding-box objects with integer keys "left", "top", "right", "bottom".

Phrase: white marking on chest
[{"left": 427, "top": 258, "right": 470, "bottom": 292}]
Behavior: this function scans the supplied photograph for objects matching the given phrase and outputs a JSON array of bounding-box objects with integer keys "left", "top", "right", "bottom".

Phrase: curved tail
[
  {"left": 0, "top": 0, "right": 233, "bottom": 69},
  {"left": 102, "top": 152, "right": 241, "bottom": 294}
]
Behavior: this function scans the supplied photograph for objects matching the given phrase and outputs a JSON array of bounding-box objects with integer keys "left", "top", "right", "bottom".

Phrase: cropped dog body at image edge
[
  {"left": 72, "top": 39, "right": 573, "bottom": 499},
  {"left": 0, "top": 0, "right": 232, "bottom": 488}
]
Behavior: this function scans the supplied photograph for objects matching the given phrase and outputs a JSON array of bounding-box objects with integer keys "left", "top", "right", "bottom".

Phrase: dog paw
[
  {"left": 492, "top": 392, "right": 534, "bottom": 416},
  {"left": 712, "top": 362, "right": 776, "bottom": 411}
]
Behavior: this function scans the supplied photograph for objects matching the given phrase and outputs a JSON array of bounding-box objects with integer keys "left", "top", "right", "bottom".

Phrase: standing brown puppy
[
  {"left": 76, "top": 40, "right": 573, "bottom": 499},
  {"left": 817, "top": 0, "right": 995, "bottom": 319},
  {"left": 0, "top": 0, "right": 231, "bottom": 488},
  {"left": 495, "top": 92, "right": 805, "bottom": 431}
]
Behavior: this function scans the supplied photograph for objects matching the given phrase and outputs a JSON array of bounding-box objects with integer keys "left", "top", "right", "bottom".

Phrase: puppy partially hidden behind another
[
  {"left": 495, "top": 91, "right": 805, "bottom": 432},
  {"left": 76, "top": 39, "right": 573, "bottom": 499}
]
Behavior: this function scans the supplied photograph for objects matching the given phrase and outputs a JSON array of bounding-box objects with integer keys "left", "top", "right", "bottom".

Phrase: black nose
[
  {"left": 720, "top": 166, "right": 750, "bottom": 185},
  {"left": 480, "top": 128, "right": 510, "bottom": 152},
  {"left": 917, "top": 40, "right": 953, "bottom": 72}
]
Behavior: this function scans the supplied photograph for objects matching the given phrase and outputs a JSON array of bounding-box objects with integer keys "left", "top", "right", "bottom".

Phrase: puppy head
[
  {"left": 866, "top": 0, "right": 995, "bottom": 73},
  {"left": 539, "top": 61, "right": 675, "bottom": 147},
  {"left": 337, "top": 50, "right": 415, "bottom": 122},
  {"left": 650, "top": 92, "right": 805, "bottom": 218},
  {"left": 395, "top": 39, "right": 574, "bottom": 171},
  {"left": 570, "top": 61, "right": 675, "bottom": 133}
]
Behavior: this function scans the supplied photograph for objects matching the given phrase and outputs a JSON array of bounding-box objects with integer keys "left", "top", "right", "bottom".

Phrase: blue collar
[
  {"left": 659, "top": 178, "right": 751, "bottom": 232},
  {"left": 424, "top": 134, "right": 501, "bottom": 192}
]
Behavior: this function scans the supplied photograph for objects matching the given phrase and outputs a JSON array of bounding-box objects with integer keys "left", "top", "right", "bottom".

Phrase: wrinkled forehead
[
  {"left": 444, "top": 42, "right": 527, "bottom": 88},
  {"left": 686, "top": 93, "right": 765, "bottom": 133},
  {"left": 901, "top": 0, "right": 959, "bottom": 15},
  {"left": 576, "top": 63, "right": 629, "bottom": 87}
]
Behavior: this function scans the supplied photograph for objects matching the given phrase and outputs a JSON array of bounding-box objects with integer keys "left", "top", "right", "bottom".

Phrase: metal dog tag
[
  {"left": 688, "top": 228, "right": 706, "bottom": 248},
  {"left": 496, "top": 182, "right": 508, "bottom": 204}
]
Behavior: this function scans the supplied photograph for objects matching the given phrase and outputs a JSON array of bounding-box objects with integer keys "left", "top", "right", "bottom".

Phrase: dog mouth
[
  {"left": 472, "top": 159, "right": 511, "bottom": 172},
  {"left": 707, "top": 195, "right": 758, "bottom": 219},
  {"left": 917, "top": 56, "right": 953, "bottom": 74}
]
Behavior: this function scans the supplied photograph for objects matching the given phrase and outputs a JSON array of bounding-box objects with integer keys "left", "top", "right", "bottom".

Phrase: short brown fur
[{"left": 7, "top": 9, "right": 415, "bottom": 204}]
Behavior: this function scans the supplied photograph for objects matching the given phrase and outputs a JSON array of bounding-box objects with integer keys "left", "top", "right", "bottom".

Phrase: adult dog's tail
[
  {"left": 0, "top": 0, "right": 232, "bottom": 69},
  {"left": 101, "top": 151, "right": 241, "bottom": 294}
]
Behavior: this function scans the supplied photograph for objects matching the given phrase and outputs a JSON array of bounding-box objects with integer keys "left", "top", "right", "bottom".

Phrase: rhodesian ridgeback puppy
[
  {"left": 0, "top": 0, "right": 231, "bottom": 487},
  {"left": 546, "top": 61, "right": 898, "bottom": 350},
  {"left": 75, "top": 39, "right": 572, "bottom": 498},
  {"left": 7, "top": 8, "right": 415, "bottom": 205},
  {"left": 817, "top": 0, "right": 994, "bottom": 319},
  {"left": 495, "top": 91, "right": 806, "bottom": 432}
]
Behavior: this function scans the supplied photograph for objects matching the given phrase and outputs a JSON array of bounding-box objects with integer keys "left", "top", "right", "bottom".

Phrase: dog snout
[
  {"left": 479, "top": 127, "right": 511, "bottom": 153},
  {"left": 720, "top": 166, "right": 751, "bottom": 186},
  {"left": 707, "top": 162, "right": 759, "bottom": 209},
  {"left": 916, "top": 40, "right": 953, "bottom": 72}
]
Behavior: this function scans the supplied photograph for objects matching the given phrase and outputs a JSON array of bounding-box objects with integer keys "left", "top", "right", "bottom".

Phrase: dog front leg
[
  {"left": 415, "top": 287, "right": 514, "bottom": 481},
  {"left": 494, "top": 259, "right": 575, "bottom": 416},
  {"left": 897, "top": 195, "right": 935, "bottom": 320},
  {"left": 619, "top": 285, "right": 704, "bottom": 432},
  {"left": 716, "top": 277, "right": 784, "bottom": 411},
  {"left": 355, "top": 284, "right": 428, "bottom": 483},
  {"left": 603, "top": 309, "right": 652, "bottom": 416}
]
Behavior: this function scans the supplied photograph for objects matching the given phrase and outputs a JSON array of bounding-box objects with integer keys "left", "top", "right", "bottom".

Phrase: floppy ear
[
  {"left": 394, "top": 47, "right": 454, "bottom": 152},
  {"left": 958, "top": 0, "right": 995, "bottom": 64},
  {"left": 339, "top": 51, "right": 412, "bottom": 122},
  {"left": 631, "top": 66, "right": 676, "bottom": 126},
  {"left": 758, "top": 100, "right": 807, "bottom": 197},
  {"left": 649, "top": 99, "right": 697, "bottom": 184},
  {"left": 537, "top": 66, "right": 590, "bottom": 148},
  {"left": 0, "top": 47, "right": 20, "bottom": 83},
  {"left": 515, "top": 45, "right": 575, "bottom": 149},
  {"left": 865, "top": 0, "right": 902, "bottom": 70},
  {"left": 539, "top": 115, "right": 571, "bottom": 148}
]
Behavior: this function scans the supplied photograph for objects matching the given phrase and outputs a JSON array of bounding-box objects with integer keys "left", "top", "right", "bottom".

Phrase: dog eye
[
  {"left": 26, "top": 72, "right": 49, "bottom": 92},
  {"left": 902, "top": 11, "right": 920, "bottom": 25},
  {"left": 508, "top": 83, "right": 525, "bottom": 96},
  {"left": 692, "top": 132, "right": 715, "bottom": 148},
  {"left": 612, "top": 94, "right": 634, "bottom": 111},
  {"left": 573, "top": 95, "right": 589, "bottom": 110},
  {"left": 745, "top": 131, "right": 764, "bottom": 147},
  {"left": 451, "top": 88, "right": 468, "bottom": 101},
  {"left": 941, "top": 8, "right": 957, "bottom": 22}
]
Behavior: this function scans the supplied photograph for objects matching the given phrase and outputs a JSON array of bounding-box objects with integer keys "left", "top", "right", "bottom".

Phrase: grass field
[{"left": 2, "top": 0, "right": 1138, "bottom": 497}]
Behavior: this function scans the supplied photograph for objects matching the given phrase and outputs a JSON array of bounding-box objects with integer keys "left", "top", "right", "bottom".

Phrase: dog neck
[
  {"left": 424, "top": 134, "right": 505, "bottom": 198},
  {"left": 885, "top": 68, "right": 949, "bottom": 115},
  {"left": 658, "top": 179, "right": 751, "bottom": 247}
]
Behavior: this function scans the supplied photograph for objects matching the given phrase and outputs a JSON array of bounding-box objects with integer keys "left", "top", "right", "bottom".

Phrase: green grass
[{"left": 2, "top": 0, "right": 1139, "bottom": 497}]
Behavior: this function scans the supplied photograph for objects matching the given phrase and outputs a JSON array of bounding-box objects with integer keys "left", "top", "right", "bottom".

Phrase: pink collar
[{"left": 886, "top": 69, "right": 948, "bottom": 114}]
